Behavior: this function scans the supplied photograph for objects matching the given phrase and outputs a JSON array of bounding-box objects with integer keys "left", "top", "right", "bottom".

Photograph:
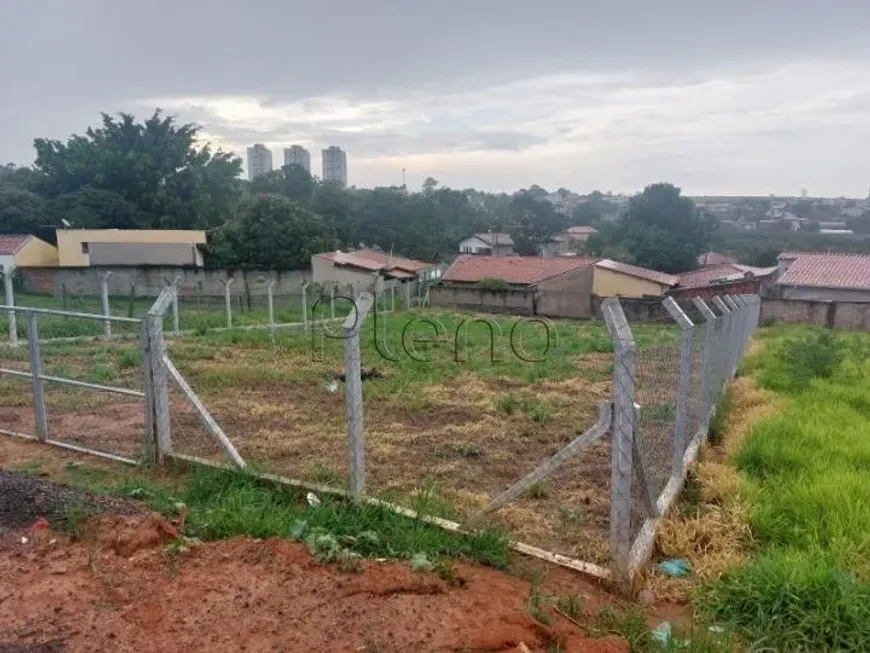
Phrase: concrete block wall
[{"left": 19, "top": 266, "right": 310, "bottom": 298}]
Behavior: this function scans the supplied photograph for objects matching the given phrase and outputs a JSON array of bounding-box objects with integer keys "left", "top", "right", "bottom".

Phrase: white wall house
[{"left": 457, "top": 233, "right": 514, "bottom": 256}]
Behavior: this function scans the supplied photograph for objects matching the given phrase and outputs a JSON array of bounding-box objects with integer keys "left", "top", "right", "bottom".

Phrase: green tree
[
  {"left": 213, "top": 195, "right": 333, "bottom": 270},
  {"left": 508, "top": 190, "right": 567, "bottom": 255},
  {"left": 421, "top": 177, "right": 439, "bottom": 195},
  {"left": 250, "top": 164, "right": 315, "bottom": 206},
  {"left": 616, "top": 183, "right": 714, "bottom": 273},
  {"left": 32, "top": 110, "right": 242, "bottom": 229},
  {"left": 0, "top": 186, "right": 45, "bottom": 236}
]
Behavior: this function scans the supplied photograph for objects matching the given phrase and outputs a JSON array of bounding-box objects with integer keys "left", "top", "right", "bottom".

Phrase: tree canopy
[
  {"left": 210, "top": 195, "right": 333, "bottom": 270},
  {"left": 612, "top": 183, "right": 715, "bottom": 273},
  {"left": 7, "top": 110, "right": 870, "bottom": 273},
  {"left": 32, "top": 110, "right": 242, "bottom": 230}
]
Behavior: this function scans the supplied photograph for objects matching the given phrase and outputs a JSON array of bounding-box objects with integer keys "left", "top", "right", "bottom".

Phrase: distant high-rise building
[
  {"left": 283, "top": 145, "right": 311, "bottom": 173},
  {"left": 322, "top": 146, "right": 348, "bottom": 188},
  {"left": 246, "top": 144, "right": 273, "bottom": 180}
]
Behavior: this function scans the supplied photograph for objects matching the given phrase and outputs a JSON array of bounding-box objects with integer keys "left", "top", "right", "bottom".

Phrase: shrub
[
  {"left": 763, "top": 329, "right": 844, "bottom": 391},
  {"left": 477, "top": 277, "right": 509, "bottom": 291}
]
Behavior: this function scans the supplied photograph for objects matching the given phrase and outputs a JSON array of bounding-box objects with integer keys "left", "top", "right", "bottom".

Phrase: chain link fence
[
  {"left": 603, "top": 294, "right": 760, "bottom": 585},
  {"left": 2, "top": 276, "right": 760, "bottom": 586}
]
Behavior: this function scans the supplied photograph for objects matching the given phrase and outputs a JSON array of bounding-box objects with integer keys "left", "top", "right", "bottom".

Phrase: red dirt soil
[{"left": 0, "top": 515, "right": 627, "bottom": 653}]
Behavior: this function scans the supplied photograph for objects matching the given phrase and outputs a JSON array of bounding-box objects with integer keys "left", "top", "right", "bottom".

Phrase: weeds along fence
[{"left": 0, "top": 280, "right": 759, "bottom": 588}]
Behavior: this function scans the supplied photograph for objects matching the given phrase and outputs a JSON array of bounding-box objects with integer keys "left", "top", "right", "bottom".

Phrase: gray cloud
[{"left": 2, "top": 0, "right": 870, "bottom": 194}]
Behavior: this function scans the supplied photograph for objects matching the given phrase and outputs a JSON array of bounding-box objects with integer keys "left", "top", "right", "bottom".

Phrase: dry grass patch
[{"left": 646, "top": 375, "right": 782, "bottom": 601}]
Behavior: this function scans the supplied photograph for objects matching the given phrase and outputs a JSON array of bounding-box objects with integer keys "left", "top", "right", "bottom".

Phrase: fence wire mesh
[{"left": 605, "top": 294, "right": 760, "bottom": 583}]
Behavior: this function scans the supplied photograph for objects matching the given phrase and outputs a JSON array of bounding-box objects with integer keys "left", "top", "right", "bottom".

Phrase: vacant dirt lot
[{"left": 0, "top": 445, "right": 630, "bottom": 653}]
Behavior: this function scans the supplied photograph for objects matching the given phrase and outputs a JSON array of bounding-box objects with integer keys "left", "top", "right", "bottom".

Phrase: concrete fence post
[
  {"left": 26, "top": 311, "right": 48, "bottom": 441},
  {"left": 330, "top": 284, "right": 336, "bottom": 320},
  {"left": 405, "top": 282, "right": 412, "bottom": 308},
  {"left": 146, "top": 313, "right": 172, "bottom": 461},
  {"left": 267, "top": 281, "right": 276, "bottom": 333},
  {"left": 100, "top": 271, "right": 113, "bottom": 339},
  {"left": 223, "top": 279, "right": 234, "bottom": 329},
  {"left": 139, "top": 319, "right": 156, "bottom": 464},
  {"left": 602, "top": 297, "right": 636, "bottom": 587},
  {"left": 691, "top": 297, "right": 718, "bottom": 431},
  {"left": 390, "top": 285, "right": 395, "bottom": 312},
  {"left": 302, "top": 282, "right": 310, "bottom": 332},
  {"left": 712, "top": 296, "right": 733, "bottom": 383},
  {"left": 344, "top": 293, "right": 374, "bottom": 500},
  {"left": 170, "top": 276, "right": 181, "bottom": 337},
  {"left": 3, "top": 265, "right": 17, "bottom": 347},
  {"left": 663, "top": 297, "right": 695, "bottom": 477}
]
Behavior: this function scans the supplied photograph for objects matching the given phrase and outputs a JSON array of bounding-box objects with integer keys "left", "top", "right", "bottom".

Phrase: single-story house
[
  {"left": 0, "top": 234, "right": 58, "bottom": 272},
  {"left": 539, "top": 226, "right": 599, "bottom": 257},
  {"left": 670, "top": 263, "right": 777, "bottom": 300},
  {"left": 311, "top": 249, "right": 440, "bottom": 293},
  {"left": 697, "top": 252, "right": 737, "bottom": 267},
  {"left": 593, "top": 259, "right": 678, "bottom": 298},
  {"left": 56, "top": 229, "right": 207, "bottom": 267},
  {"left": 433, "top": 255, "right": 597, "bottom": 318},
  {"left": 458, "top": 232, "right": 514, "bottom": 256},
  {"left": 775, "top": 252, "right": 870, "bottom": 302}
]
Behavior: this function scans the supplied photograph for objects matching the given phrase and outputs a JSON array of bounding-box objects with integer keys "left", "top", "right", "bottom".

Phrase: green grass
[
  {"left": 68, "top": 464, "right": 511, "bottom": 569},
  {"left": 698, "top": 326, "right": 870, "bottom": 650}
]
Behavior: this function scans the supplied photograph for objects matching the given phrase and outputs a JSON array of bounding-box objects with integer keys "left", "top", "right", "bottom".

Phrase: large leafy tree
[
  {"left": 508, "top": 190, "right": 568, "bottom": 255},
  {"left": 616, "top": 183, "right": 715, "bottom": 273},
  {"left": 212, "top": 195, "right": 333, "bottom": 270},
  {"left": 0, "top": 185, "right": 45, "bottom": 236},
  {"left": 32, "top": 110, "right": 242, "bottom": 230},
  {"left": 249, "top": 164, "right": 315, "bottom": 206}
]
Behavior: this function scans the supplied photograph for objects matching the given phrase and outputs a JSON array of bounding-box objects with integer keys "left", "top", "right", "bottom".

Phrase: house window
[{"left": 81, "top": 242, "right": 89, "bottom": 254}]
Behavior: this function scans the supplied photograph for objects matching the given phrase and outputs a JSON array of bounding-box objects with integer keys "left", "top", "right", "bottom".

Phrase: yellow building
[
  {"left": 56, "top": 229, "right": 207, "bottom": 267},
  {"left": 593, "top": 259, "right": 678, "bottom": 298},
  {"left": 0, "top": 234, "right": 59, "bottom": 270}
]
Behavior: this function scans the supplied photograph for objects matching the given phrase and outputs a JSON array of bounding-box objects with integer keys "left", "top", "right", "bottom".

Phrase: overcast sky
[{"left": 2, "top": 1, "right": 870, "bottom": 196}]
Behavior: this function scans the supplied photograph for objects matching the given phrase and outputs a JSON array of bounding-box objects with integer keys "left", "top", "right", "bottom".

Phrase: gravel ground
[{"left": 0, "top": 470, "right": 144, "bottom": 532}]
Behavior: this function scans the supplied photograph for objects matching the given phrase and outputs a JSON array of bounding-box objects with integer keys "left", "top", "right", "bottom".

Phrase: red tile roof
[
  {"left": 443, "top": 255, "right": 597, "bottom": 285},
  {"left": 678, "top": 263, "right": 777, "bottom": 289},
  {"left": 0, "top": 234, "right": 31, "bottom": 255},
  {"left": 697, "top": 252, "right": 737, "bottom": 267},
  {"left": 776, "top": 252, "right": 870, "bottom": 291},
  {"left": 595, "top": 259, "right": 678, "bottom": 287},
  {"left": 319, "top": 249, "right": 435, "bottom": 274}
]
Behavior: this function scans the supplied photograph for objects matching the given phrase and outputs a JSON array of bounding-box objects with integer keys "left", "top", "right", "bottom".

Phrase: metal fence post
[
  {"left": 344, "top": 293, "right": 374, "bottom": 500},
  {"left": 390, "top": 285, "right": 395, "bottom": 312},
  {"left": 223, "top": 279, "right": 234, "bottom": 329},
  {"left": 146, "top": 313, "right": 172, "bottom": 460},
  {"left": 26, "top": 311, "right": 48, "bottom": 441},
  {"left": 3, "top": 266, "right": 17, "bottom": 347},
  {"left": 267, "top": 281, "right": 276, "bottom": 333},
  {"left": 405, "top": 282, "right": 412, "bottom": 308},
  {"left": 602, "top": 297, "right": 636, "bottom": 586},
  {"left": 663, "top": 297, "right": 694, "bottom": 477},
  {"left": 100, "top": 271, "right": 113, "bottom": 339}
]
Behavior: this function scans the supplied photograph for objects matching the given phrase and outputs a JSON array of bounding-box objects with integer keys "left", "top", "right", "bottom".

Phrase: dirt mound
[
  {"left": 0, "top": 470, "right": 144, "bottom": 531},
  {"left": 0, "top": 516, "right": 627, "bottom": 652}
]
